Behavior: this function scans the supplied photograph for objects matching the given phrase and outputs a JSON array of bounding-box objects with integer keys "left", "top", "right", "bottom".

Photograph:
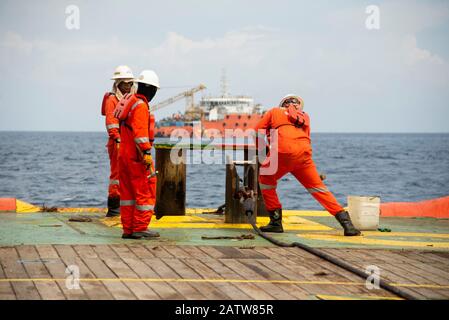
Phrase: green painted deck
[{"left": 0, "top": 209, "right": 449, "bottom": 300}]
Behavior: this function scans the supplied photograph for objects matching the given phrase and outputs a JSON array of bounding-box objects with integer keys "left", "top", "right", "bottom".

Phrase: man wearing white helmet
[
  {"left": 254, "top": 94, "right": 361, "bottom": 236},
  {"left": 101, "top": 65, "right": 135, "bottom": 217},
  {"left": 113, "top": 70, "right": 160, "bottom": 239}
]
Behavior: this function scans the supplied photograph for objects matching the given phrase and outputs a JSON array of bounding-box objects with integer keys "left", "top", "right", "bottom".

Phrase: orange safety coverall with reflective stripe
[
  {"left": 255, "top": 107, "right": 344, "bottom": 215},
  {"left": 118, "top": 94, "right": 157, "bottom": 234},
  {"left": 104, "top": 94, "right": 120, "bottom": 198}
]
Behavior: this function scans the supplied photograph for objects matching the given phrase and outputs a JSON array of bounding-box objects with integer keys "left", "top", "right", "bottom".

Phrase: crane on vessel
[{"left": 150, "top": 84, "right": 206, "bottom": 113}]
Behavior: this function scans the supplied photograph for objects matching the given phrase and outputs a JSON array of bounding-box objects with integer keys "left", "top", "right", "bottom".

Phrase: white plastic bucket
[{"left": 347, "top": 196, "right": 380, "bottom": 230}]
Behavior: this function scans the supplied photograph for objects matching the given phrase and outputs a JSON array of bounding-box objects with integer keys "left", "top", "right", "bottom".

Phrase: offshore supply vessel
[{"left": 153, "top": 78, "right": 264, "bottom": 138}]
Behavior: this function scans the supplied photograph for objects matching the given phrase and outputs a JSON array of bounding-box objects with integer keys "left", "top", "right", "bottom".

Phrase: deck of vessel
[{"left": 0, "top": 208, "right": 448, "bottom": 300}]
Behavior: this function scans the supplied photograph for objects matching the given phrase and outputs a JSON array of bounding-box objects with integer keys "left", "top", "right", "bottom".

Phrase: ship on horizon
[{"left": 153, "top": 75, "right": 265, "bottom": 138}]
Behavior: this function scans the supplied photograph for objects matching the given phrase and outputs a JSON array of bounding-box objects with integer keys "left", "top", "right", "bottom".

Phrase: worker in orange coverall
[
  {"left": 114, "top": 70, "right": 159, "bottom": 239},
  {"left": 254, "top": 94, "right": 361, "bottom": 236},
  {"left": 101, "top": 65, "right": 135, "bottom": 217}
]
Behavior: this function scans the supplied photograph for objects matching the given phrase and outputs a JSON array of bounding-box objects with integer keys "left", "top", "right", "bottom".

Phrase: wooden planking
[
  {"left": 3, "top": 244, "right": 449, "bottom": 300},
  {"left": 218, "top": 258, "right": 296, "bottom": 300},
  {"left": 178, "top": 246, "right": 252, "bottom": 300},
  {"left": 324, "top": 249, "right": 427, "bottom": 300},
  {"left": 141, "top": 256, "right": 207, "bottom": 300},
  {"left": 0, "top": 259, "right": 16, "bottom": 300},
  {"left": 144, "top": 245, "right": 174, "bottom": 258},
  {"left": 73, "top": 245, "right": 137, "bottom": 300},
  {"left": 195, "top": 249, "right": 276, "bottom": 300},
  {"left": 109, "top": 245, "right": 182, "bottom": 300},
  {"left": 97, "top": 245, "right": 159, "bottom": 300},
  {"left": 0, "top": 247, "right": 41, "bottom": 300},
  {"left": 35, "top": 245, "right": 89, "bottom": 300},
  {"left": 161, "top": 246, "right": 231, "bottom": 300},
  {"left": 53, "top": 245, "right": 113, "bottom": 300},
  {"left": 347, "top": 249, "right": 449, "bottom": 299},
  {"left": 236, "top": 256, "right": 310, "bottom": 300},
  {"left": 268, "top": 247, "right": 370, "bottom": 298},
  {"left": 16, "top": 245, "right": 65, "bottom": 300},
  {"left": 126, "top": 244, "right": 156, "bottom": 259}
]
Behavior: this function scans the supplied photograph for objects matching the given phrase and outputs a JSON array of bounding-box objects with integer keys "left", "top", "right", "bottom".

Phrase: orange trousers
[
  {"left": 107, "top": 139, "right": 120, "bottom": 198},
  {"left": 118, "top": 157, "right": 157, "bottom": 234},
  {"left": 259, "top": 152, "right": 344, "bottom": 215}
]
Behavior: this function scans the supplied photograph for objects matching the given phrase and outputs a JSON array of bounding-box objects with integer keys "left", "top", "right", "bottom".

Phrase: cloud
[
  {"left": 1, "top": 31, "right": 33, "bottom": 54},
  {"left": 402, "top": 34, "right": 445, "bottom": 66}
]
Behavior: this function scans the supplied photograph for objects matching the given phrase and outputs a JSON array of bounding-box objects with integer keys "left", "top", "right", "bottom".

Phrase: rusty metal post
[
  {"left": 225, "top": 160, "right": 247, "bottom": 224},
  {"left": 155, "top": 146, "right": 186, "bottom": 216}
]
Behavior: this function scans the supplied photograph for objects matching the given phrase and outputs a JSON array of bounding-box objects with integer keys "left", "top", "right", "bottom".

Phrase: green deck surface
[{"left": 1, "top": 211, "right": 448, "bottom": 251}]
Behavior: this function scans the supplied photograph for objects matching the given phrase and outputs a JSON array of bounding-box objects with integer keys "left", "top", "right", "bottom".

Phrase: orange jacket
[
  {"left": 104, "top": 94, "right": 120, "bottom": 141},
  {"left": 120, "top": 94, "right": 153, "bottom": 159},
  {"left": 255, "top": 107, "right": 311, "bottom": 154}
]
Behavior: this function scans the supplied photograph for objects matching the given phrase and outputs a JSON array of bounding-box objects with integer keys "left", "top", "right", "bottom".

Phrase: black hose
[{"left": 244, "top": 210, "right": 418, "bottom": 300}]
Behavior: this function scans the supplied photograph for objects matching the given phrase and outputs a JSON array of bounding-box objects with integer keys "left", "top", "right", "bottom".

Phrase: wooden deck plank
[
  {"left": 0, "top": 247, "right": 41, "bottom": 300},
  {"left": 109, "top": 245, "right": 182, "bottom": 299},
  {"left": 160, "top": 247, "right": 230, "bottom": 300},
  {"left": 256, "top": 248, "right": 370, "bottom": 298},
  {"left": 197, "top": 246, "right": 228, "bottom": 259},
  {"left": 267, "top": 247, "right": 369, "bottom": 298},
  {"left": 0, "top": 260, "right": 16, "bottom": 300},
  {"left": 126, "top": 244, "right": 156, "bottom": 259},
  {"left": 16, "top": 245, "right": 66, "bottom": 300},
  {"left": 349, "top": 250, "right": 449, "bottom": 299},
  {"left": 194, "top": 255, "right": 276, "bottom": 300},
  {"left": 326, "top": 249, "right": 427, "bottom": 299},
  {"left": 72, "top": 245, "right": 137, "bottom": 300},
  {"left": 53, "top": 245, "right": 113, "bottom": 300},
  {"left": 177, "top": 249, "right": 252, "bottom": 300},
  {"left": 143, "top": 245, "right": 174, "bottom": 258},
  {"left": 141, "top": 257, "right": 207, "bottom": 300},
  {"left": 99, "top": 246, "right": 159, "bottom": 300},
  {"left": 219, "top": 258, "right": 296, "bottom": 300},
  {"left": 236, "top": 257, "right": 310, "bottom": 300},
  {"left": 35, "top": 245, "right": 89, "bottom": 300}
]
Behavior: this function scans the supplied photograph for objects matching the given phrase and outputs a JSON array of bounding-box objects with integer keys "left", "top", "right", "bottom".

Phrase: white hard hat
[
  {"left": 135, "top": 70, "right": 160, "bottom": 88},
  {"left": 111, "top": 65, "right": 134, "bottom": 80},
  {"left": 279, "top": 94, "right": 304, "bottom": 109}
]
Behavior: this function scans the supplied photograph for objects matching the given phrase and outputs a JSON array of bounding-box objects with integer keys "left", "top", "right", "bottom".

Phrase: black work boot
[
  {"left": 335, "top": 211, "right": 361, "bottom": 236},
  {"left": 260, "top": 209, "right": 283, "bottom": 233},
  {"left": 131, "top": 229, "right": 160, "bottom": 239},
  {"left": 106, "top": 196, "right": 120, "bottom": 217}
]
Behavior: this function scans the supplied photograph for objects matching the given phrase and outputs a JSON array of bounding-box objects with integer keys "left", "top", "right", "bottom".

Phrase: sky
[{"left": 0, "top": 0, "right": 448, "bottom": 132}]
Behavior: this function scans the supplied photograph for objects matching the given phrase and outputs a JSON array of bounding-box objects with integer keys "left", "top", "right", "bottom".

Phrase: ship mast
[{"left": 220, "top": 68, "right": 228, "bottom": 97}]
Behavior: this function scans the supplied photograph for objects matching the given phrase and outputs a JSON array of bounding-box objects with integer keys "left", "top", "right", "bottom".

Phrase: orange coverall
[
  {"left": 256, "top": 107, "right": 344, "bottom": 215},
  {"left": 104, "top": 94, "right": 120, "bottom": 199},
  {"left": 118, "top": 94, "right": 157, "bottom": 234}
]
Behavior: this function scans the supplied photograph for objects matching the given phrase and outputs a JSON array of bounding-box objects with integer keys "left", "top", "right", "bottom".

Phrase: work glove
[{"left": 142, "top": 152, "right": 153, "bottom": 166}]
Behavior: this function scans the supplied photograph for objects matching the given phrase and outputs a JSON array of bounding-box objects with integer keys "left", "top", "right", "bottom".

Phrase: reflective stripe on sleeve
[
  {"left": 259, "top": 182, "right": 277, "bottom": 190},
  {"left": 307, "top": 187, "right": 329, "bottom": 194},
  {"left": 136, "top": 204, "right": 155, "bottom": 211},
  {"left": 106, "top": 124, "right": 120, "bottom": 130},
  {"left": 131, "top": 100, "right": 144, "bottom": 111},
  {"left": 135, "top": 137, "right": 150, "bottom": 144},
  {"left": 109, "top": 179, "right": 119, "bottom": 185},
  {"left": 120, "top": 200, "right": 136, "bottom": 206}
]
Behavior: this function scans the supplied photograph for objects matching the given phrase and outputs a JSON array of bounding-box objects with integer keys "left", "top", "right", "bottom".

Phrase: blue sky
[{"left": 0, "top": 0, "right": 448, "bottom": 132}]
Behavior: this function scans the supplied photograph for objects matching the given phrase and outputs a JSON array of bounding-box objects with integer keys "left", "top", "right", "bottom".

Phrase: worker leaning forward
[
  {"left": 114, "top": 70, "right": 159, "bottom": 239},
  {"left": 254, "top": 94, "right": 361, "bottom": 236},
  {"left": 101, "top": 65, "right": 135, "bottom": 217}
]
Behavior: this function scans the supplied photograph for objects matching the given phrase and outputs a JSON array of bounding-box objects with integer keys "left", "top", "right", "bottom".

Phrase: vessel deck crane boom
[{"left": 150, "top": 84, "right": 206, "bottom": 112}]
